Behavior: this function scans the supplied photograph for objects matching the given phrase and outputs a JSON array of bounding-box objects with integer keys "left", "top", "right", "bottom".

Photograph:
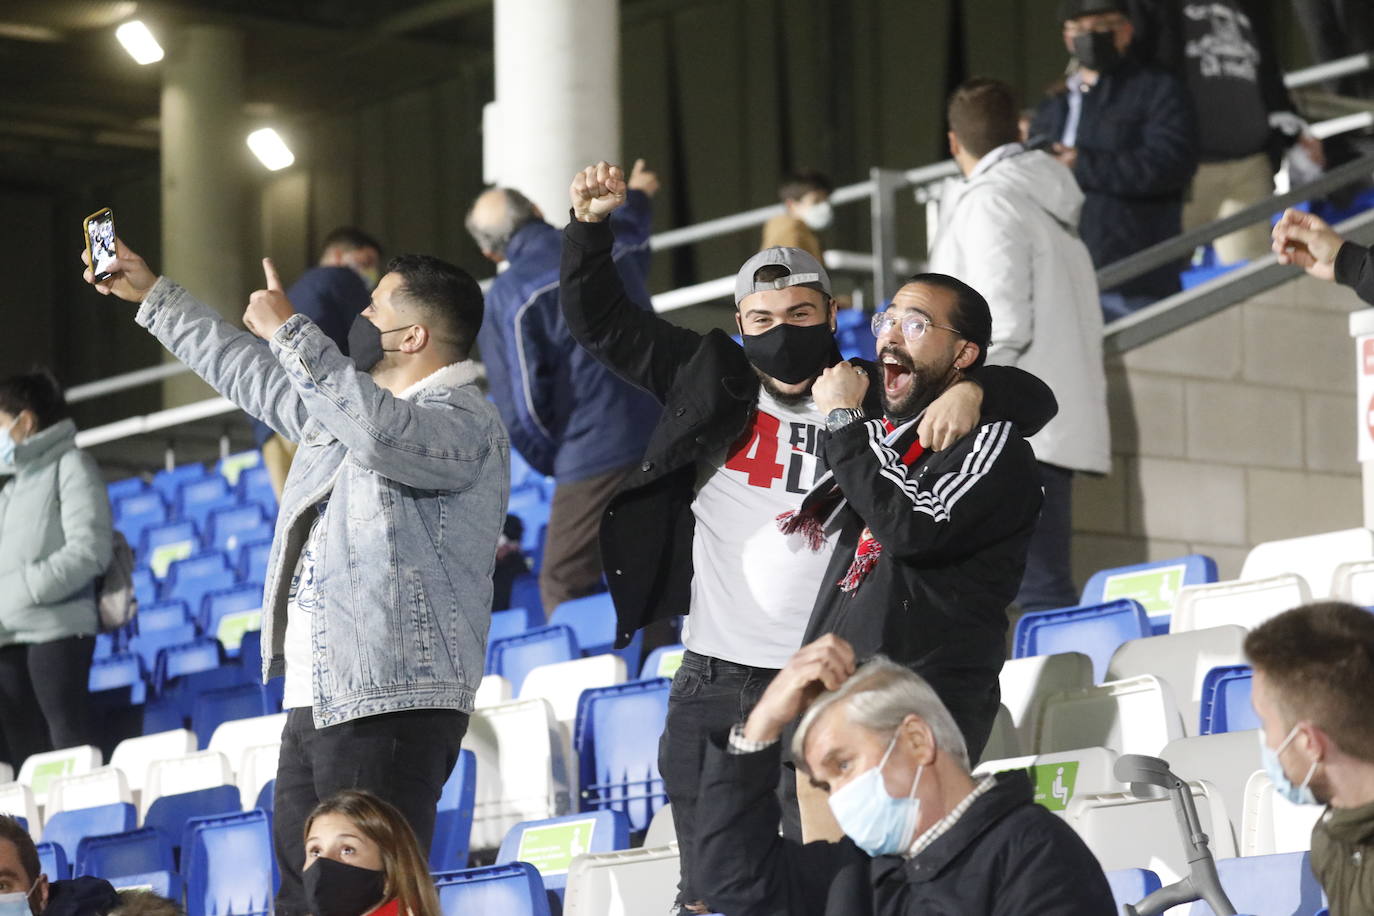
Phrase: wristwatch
[{"left": 826, "top": 407, "right": 866, "bottom": 432}]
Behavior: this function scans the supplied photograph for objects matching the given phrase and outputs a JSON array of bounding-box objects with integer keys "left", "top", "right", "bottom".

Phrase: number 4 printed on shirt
[{"left": 725, "top": 411, "right": 785, "bottom": 488}]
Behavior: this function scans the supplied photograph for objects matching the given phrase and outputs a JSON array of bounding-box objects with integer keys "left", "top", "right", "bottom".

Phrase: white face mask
[
  {"left": 801, "top": 199, "right": 834, "bottom": 231},
  {"left": 0, "top": 882, "right": 38, "bottom": 916}
]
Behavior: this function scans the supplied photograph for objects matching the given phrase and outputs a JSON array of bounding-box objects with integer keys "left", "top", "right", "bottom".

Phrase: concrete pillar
[
  {"left": 488, "top": 0, "right": 620, "bottom": 225},
  {"left": 161, "top": 24, "right": 245, "bottom": 406}
]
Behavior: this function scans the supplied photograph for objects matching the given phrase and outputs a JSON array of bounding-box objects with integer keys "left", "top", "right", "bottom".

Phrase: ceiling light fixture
[
  {"left": 115, "top": 20, "right": 163, "bottom": 65},
  {"left": 247, "top": 128, "right": 295, "bottom": 171}
]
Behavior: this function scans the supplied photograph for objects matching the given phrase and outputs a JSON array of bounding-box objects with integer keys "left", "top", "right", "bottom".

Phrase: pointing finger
[{"left": 263, "top": 258, "right": 283, "bottom": 292}]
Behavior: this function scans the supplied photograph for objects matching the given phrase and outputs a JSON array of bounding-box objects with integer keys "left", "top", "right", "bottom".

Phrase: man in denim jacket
[{"left": 84, "top": 240, "right": 508, "bottom": 915}]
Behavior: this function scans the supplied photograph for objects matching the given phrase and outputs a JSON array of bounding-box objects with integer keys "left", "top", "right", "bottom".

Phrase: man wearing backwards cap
[{"left": 562, "top": 161, "right": 1056, "bottom": 914}]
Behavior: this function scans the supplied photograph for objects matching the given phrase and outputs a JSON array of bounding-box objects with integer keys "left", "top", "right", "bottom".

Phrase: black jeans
[
  {"left": 1016, "top": 462, "right": 1079, "bottom": 614},
  {"left": 272, "top": 706, "right": 468, "bottom": 916},
  {"left": 658, "top": 651, "right": 778, "bottom": 912},
  {"left": 0, "top": 635, "right": 95, "bottom": 769}
]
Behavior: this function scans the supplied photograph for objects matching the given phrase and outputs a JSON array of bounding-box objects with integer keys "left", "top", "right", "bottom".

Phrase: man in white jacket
[{"left": 929, "top": 78, "right": 1110, "bottom": 613}]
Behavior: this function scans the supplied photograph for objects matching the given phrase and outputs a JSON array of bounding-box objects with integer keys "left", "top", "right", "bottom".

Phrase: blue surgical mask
[
  {"left": 1260, "top": 724, "right": 1319, "bottom": 806},
  {"left": 0, "top": 421, "right": 17, "bottom": 467},
  {"left": 827, "top": 731, "right": 925, "bottom": 857},
  {"left": 0, "top": 883, "right": 38, "bottom": 916}
]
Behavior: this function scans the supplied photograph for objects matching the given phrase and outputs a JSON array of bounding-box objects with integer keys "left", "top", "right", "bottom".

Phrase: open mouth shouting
[{"left": 880, "top": 346, "right": 915, "bottom": 401}]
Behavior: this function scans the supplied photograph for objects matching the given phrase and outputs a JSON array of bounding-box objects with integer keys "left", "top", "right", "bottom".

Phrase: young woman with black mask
[{"left": 302, "top": 790, "right": 440, "bottom": 916}]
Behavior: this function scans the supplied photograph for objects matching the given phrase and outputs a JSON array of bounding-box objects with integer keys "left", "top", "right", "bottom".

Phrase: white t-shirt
[
  {"left": 683, "top": 389, "right": 839, "bottom": 668},
  {"left": 282, "top": 509, "right": 326, "bottom": 710}
]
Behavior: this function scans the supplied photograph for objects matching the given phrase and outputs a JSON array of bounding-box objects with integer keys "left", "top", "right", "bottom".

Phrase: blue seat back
[
  {"left": 430, "top": 749, "right": 477, "bottom": 872},
  {"left": 1188, "top": 851, "right": 1326, "bottom": 916},
  {"left": 137, "top": 600, "right": 192, "bottom": 634},
  {"left": 206, "top": 505, "right": 272, "bottom": 553},
  {"left": 507, "top": 491, "right": 551, "bottom": 555},
  {"left": 237, "top": 538, "right": 273, "bottom": 583},
  {"left": 240, "top": 630, "right": 263, "bottom": 679},
  {"left": 236, "top": 465, "right": 276, "bottom": 512},
  {"left": 175, "top": 476, "right": 235, "bottom": 527},
  {"left": 151, "top": 464, "right": 209, "bottom": 503},
  {"left": 490, "top": 625, "right": 579, "bottom": 692},
  {"left": 435, "top": 863, "right": 551, "bottom": 916},
  {"left": 139, "top": 521, "right": 201, "bottom": 578},
  {"left": 1013, "top": 599, "right": 1151, "bottom": 683},
  {"left": 1107, "top": 868, "right": 1162, "bottom": 913},
  {"left": 44, "top": 803, "right": 138, "bottom": 873},
  {"left": 255, "top": 779, "right": 274, "bottom": 814},
  {"left": 154, "top": 637, "right": 223, "bottom": 693},
  {"left": 145, "top": 786, "right": 242, "bottom": 853},
  {"left": 132, "top": 568, "right": 158, "bottom": 608},
  {"left": 35, "top": 842, "right": 67, "bottom": 883},
  {"left": 495, "top": 810, "right": 629, "bottom": 893},
  {"left": 192, "top": 684, "right": 267, "bottom": 749},
  {"left": 110, "top": 870, "right": 183, "bottom": 900},
  {"left": 573, "top": 678, "right": 670, "bottom": 832},
  {"left": 1081, "top": 555, "right": 1218, "bottom": 619},
  {"left": 550, "top": 594, "right": 616, "bottom": 654},
  {"left": 89, "top": 653, "right": 143, "bottom": 694},
  {"left": 114, "top": 492, "right": 167, "bottom": 544},
  {"left": 132, "top": 623, "right": 199, "bottom": 672},
  {"left": 200, "top": 583, "right": 263, "bottom": 640},
  {"left": 215, "top": 450, "right": 261, "bottom": 487},
  {"left": 1199, "top": 665, "right": 1260, "bottom": 735},
  {"left": 183, "top": 809, "right": 273, "bottom": 916},
  {"left": 640, "top": 644, "right": 686, "bottom": 680},
  {"left": 506, "top": 573, "right": 543, "bottom": 621},
  {"left": 74, "top": 826, "right": 175, "bottom": 879},
  {"left": 107, "top": 477, "right": 147, "bottom": 503}
]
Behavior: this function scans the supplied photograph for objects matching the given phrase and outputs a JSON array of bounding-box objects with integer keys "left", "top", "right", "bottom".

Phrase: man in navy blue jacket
[
  {"left": 467, "top": 162, "right": 662, "bottom": 615},
  {"left": 1029, "top": 0, "right": 1198, "bottom": 321}
]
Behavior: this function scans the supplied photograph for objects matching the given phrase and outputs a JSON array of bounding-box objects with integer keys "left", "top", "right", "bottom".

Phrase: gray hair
[
  {"left": 464, "top": 187, "right": 539, "bottom": 257},
  {"left": 792, "top": 656, "right": 970, "bottom": 773}
]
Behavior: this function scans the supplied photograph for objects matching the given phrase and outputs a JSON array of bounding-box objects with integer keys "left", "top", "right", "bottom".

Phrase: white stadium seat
[
  {"left": 998, "top": 653, "right": 1093, "bottom": 751},
  {"left": 978, "top": 705, "right": 1021, "bottom": 762},
  {"left": 44, "top": 766, "right": 132, "bottom": 823},
  {"left": 110, "top": 730, "right": 197, "bottom": 801},
  {"left": 1240, "top": 770, "right": 1324, "bottom": 856},
  {"left": 563, "top": 843, "right": 681, "bottom": 915},
  {"left": 0, "top": 783, "right": 41, "bottom": 840},
  {"left": 475, "top": 674, "right": 513, "bottom": 709},
  {"left": 467, "top": 698, "right": 573, "bottom": 850},
  {"left": 643, "top": 803, "right": 675, "bottom": 848},
  {"left": 520, "top": 654, "right": 628, "bottom": 727},
  {"left": 236, "top": 742, "right": 281, "bottom": 810},
  {"left": 18, "top": 746, "right": 102, "bottom": 808},
  {"left": 1240, "top": 527, "right": 1374, "bottom": 596},
  {"left": 1331, "top": 558, "right": 1374, "bottom": 605},
  {"left": 1065, "top": 781, "right": 1236, "bottom": 885},
  {"left": 1171, "top": 575, "right": 1311, "bottom": 634},
  {"left": 142, "top": 750, "right": 234, "bottom": 818},
  {"left": 207, "top": 713, "right": 287, "bottom": 776},
  {"left": 1106, "top": 626, "right": 1247, "bottom": 737},
  {"left": 1036, "top": 675, "right": 1184, "bottom": 757},
  {"left": 1159, "top": 730, "right": 1261, "bottom": 849},
  {"left": 973, "top": 746, "right": 1121, "bottom": 815}
]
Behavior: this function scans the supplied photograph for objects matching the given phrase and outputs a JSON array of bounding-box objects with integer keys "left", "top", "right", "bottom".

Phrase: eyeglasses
[{"left": 870, "top": 310, "right": 961, "bottom": 340}]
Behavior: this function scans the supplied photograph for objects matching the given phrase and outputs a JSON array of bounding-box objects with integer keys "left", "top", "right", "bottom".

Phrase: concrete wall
[{"left": 1072, "top": 275, "right": 1367, "bottom": 584}]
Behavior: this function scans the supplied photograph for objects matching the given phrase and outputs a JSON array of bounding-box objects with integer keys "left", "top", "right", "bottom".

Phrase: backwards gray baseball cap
[{"left": 734, "top": 247, "right": 832, "bottom": 306}]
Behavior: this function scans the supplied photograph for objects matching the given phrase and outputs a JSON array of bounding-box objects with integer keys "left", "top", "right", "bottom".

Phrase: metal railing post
[{"left": 870, "top": 167, "right": 904, "bottom": 304}]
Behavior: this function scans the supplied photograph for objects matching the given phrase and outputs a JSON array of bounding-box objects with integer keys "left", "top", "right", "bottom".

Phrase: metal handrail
[
  {"left": 1095, "top": 150, "right": 1374, "bottom": 291},
  {"left": 1285, "top": 52, "right": 1374, "bottom": 90},
  {"left": 67, "top": 362, "right": 196, "bottom": 404}
]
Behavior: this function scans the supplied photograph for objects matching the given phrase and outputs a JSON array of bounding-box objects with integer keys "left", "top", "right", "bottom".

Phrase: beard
[
  {"left": 880, "top": 345, "right": 957, "bottom": 422},
  {"left": 751, "top": 365, "right": 818, "bottom": 406}
]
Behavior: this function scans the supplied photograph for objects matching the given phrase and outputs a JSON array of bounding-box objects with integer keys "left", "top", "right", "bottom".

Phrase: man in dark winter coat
[{"left": 696, "top": 636, "right": 1117, "bottom": 916}]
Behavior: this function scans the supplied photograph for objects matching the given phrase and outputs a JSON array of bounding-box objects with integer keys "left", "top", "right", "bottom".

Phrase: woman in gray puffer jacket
[{"left": 0, "top": 371, "right": 112, "bottom": 769}]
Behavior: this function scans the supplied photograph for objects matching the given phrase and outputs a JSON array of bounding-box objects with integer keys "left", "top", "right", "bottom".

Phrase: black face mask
[
  {"left": 740, "top": 321, "right": 836, "bottom": 385},
  {"left": 304, "top": 857, "right": 387, "bottom": 916},
  {"left": 347, "top": 314, "right": 413, "bottom": 372},
  {"left": 1072, "top": 30, "right": 1123, "bottom": 74}
]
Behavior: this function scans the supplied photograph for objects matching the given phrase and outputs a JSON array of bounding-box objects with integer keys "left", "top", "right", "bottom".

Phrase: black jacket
[
  {"left": 559, "top": 217, "right": 1057, "bottom": 648},
  {"left": 1337, "top": 242, "right": 1374, "bottom": 305},
  {"left": 1030, "top": 59, "right": 1198, "bottom": 299},
  {"left": 801, "top": 414, "right": 1040, "bottom": 760},
  {"left": 695, "top": 736, "right": 1117, "bottom": 916}
]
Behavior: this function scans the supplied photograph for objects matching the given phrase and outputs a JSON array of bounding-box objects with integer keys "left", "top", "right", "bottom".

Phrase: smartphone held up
[{"left": 84, "top": 207, "right": 118, "bottom": 282}]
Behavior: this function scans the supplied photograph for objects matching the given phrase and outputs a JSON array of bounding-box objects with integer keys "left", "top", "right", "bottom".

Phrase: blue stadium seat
[
  {"left": 183, "top": 809, "right": 273, "bottom": 916},
  {"left": 43, "top": 802, "right": 137, "bottom": 875},
  {"left": 1012, "top": 599, "right": 1151, "bottom": 683},
  {"left": 175, "top": 476, "right": 237, "bottom": 530},
  {"left": 151, "top": 464, "right": 210, "bottom": 504},
  {"left": 1199, "top": 665, "right": 1260, "bottom": 735},
  {"left": 1107, "top": 868, "right": 1162, "bottom": 914},
  {"left": 255, "top": 779, "right": 274, "bottom": 815},
  {"left": 509, "top": 449, "right": 539, "bottom": 494},
  {"left": 1188, "top": 851, "right": 1326, "bottom": 916},
  {"left": 489, "top": 625, "right": 579, "bottom": 693},
  {"left": 835, "top": 321, "right": 878, "bottom": 362},
  {"left": 192, "top": 684, "right": 268, "bottom": 749},
  {"left": 153, "top": 637, "right": 223, "bottom": 694},
  {"left": 240, "top": 630, "right": 262, "bottom": 679},
  {"left": 35, "top": 842, "right": 67, "bottom": 884},
  {"left": 430, "top": 749, "right": 476, "bottom": 872},
  {"left": 92, "top": 632, "right": 115, "bottom": 661},
  {"left": 205, "top": 505, "right": 273, "bottom": 554},
  {"left": 434, "top": 863, "right": 552, "bottom": 916},
  {"left": 89, "top": 652, "right": 146, "bottom": 707},
  {"left": 161, "top": 552, "right": 235, "bottom": 618},
  {"left": 109, "top": 871, "right": 183, "bottom": 900},
  {"left": 132, "top": 568, "right": 158, "bottom": 610},
  {"left": 236, "top": 538, "right": 273, "bottom": 584},
  {"left": 74, "top": 826, "right": 176, "bottom": 880},
  {"left": 142, "top": 695, "right": 187, "bottom": 734},
  {"left": 1081, "top": 555, "right": 1218, "bottom": 636},
  {"left": 496, "top": 810, "right": 630, "bottom": 896},
  {"left": 114, "top": 492, "right": 167, "bottom": 546},
  {"left": 131, "top": 623, "right": 199, "bottom": 672},
  {"left": 107, "top": 476, "right": 148, "bottom": 503},
  {"left": 145, "top": 786, "right": 243, "bottom": 855},
  {"left": 137, "top": 600, "right": 192, "bottom": 634},
  {"left": 550, "top": 593, "right": 641, "bottom": 672},
  {"left": 507, "top": 491, "right": 551, "bottom": 556},
  {"left": 236, "top": 465, "right": 276, "bottom": 513},
  {"left": 200, "top": 583, "right": 263, "bottom": 648},
  {"left": 573, "top": 678, "right": 670, "bottom": 832},
  {"left": 504, "top": 573, "right": 543, "bottom": 621},
  {"left": 640, "top": 644, "right": 686, "bottom": 680},
  {"left": 139, "top": 521, "right": 201, "bottom": 579},
  {"left": 215, "top": 450, "right": 261, "bottom": 488}
]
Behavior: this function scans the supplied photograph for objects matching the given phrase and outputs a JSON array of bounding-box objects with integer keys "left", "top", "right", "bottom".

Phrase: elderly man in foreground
[{"left": 695, "top": 635, "right": 1116, "bottom": 916}]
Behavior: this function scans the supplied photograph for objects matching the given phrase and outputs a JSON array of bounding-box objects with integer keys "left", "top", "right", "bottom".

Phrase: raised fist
[{"left": 570, "top": 161, "right": 627, "bottom": 223}]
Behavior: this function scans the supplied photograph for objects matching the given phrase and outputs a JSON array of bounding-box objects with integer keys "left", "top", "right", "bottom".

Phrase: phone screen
[{"left": 86, "top": 209, "right": 117, "bottom": 279}]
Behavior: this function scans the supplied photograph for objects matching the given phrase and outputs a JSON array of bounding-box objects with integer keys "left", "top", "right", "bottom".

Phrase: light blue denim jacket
[{"left": 137, "top": 278, "right": 509, "bottom": 727}]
